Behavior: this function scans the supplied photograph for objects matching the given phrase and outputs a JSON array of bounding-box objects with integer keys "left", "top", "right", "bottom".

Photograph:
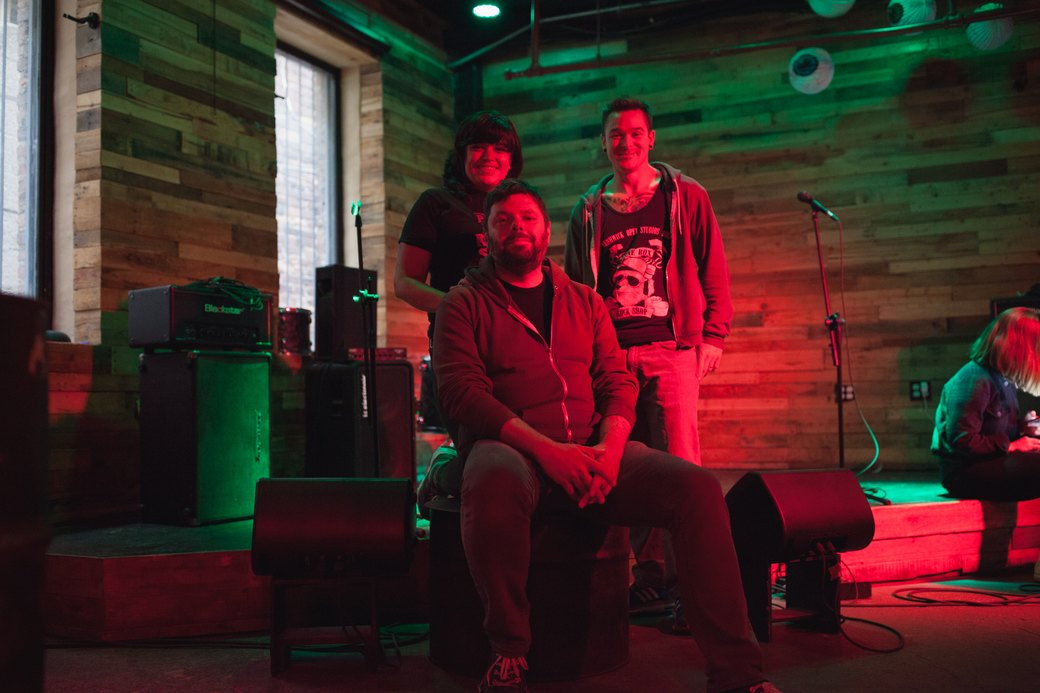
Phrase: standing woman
[
  {"left": 395, "top": 111, "right": 522, "bottom": 506},
  {"left": 932, "top": 307, "right": 1040, "bottom": 502},
  {"left": 395, "top": 110, "right": 523, "bottom": 335}
]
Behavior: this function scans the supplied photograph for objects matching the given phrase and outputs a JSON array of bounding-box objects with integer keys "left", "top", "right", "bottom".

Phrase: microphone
[{"left": 797, "top": 191, "right": 840, "bottom": 222}]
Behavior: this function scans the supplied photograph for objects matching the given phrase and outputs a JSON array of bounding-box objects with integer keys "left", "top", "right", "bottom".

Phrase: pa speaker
[
  {"left": 304, "top": 360, "right": 415, "bottom": 486},
  {"left": 726, "top": 469, "right": 875, "bottom": 561},
  {"left": 991, "top": 293, "right": 1040, "bottom": 316},
  {"left": 725, "top": 469, "right": 875, "bottom": 642},
  {"left": 139, "top": 351, "right": 271, "bottom": 525},
  {"left": 0, "top": 294, "right": 48, "bottom": 692},
  {"left": 251, "top": 478, "right": 415, "bottom": 578},
  {"left": 314, "top": 265, "right": 376, "bottom": 360}
]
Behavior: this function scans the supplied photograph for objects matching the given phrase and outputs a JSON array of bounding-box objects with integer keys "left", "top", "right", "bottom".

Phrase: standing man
[
  {"left": 434, "top": 179, "right": 775, "bottom": 693},
  {"left": 564, "top": 98, "right": 734, "bottom": 619}
]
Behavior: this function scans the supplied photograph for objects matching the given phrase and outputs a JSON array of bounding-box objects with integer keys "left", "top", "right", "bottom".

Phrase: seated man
[{"left": 433, "top": 179, "right": 778, "bottom": 693}]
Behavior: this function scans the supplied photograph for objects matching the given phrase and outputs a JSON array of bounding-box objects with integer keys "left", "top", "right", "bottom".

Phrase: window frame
[
  {"left": 37, "top": 0, "right": 55, "bottom": 315},
  {"left": 0, "top": 0, "right": 53, "bottom": 307},
  {"left": 275, "top": 40, "right": 344, "bottom": 275}
]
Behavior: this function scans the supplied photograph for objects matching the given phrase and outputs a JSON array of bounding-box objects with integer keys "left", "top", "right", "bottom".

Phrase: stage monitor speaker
[
  {"left": 726, "top": 469, "right": 875, "bottom": 642},
  {"left": 304, "top": 360, "right": 415, "bottom": 487},
  {"left": 314, "top": 265, "right": 376, "bottom": 360},
  {"left": 251, "top": 478, "right": 416, "bottom": 578},
  {"left": 140, "top": 351, "right": 271, "bottom": 525},
  {"left": 726, "top": 469, "right": 875, "bottom": 561},
  {"left": 251, "top": 477, "right": 416, "bottom": 673}
]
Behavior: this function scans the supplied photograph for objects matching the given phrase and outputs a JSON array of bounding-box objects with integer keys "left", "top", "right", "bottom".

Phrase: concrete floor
[{"left": 44, "top": 569, "right": 1040, "bottom": 693}]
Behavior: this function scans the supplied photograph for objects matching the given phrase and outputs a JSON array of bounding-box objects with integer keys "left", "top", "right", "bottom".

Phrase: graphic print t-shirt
[
  {"left": 595, "top": 185, "right": 673, "bottom": 348},
  {"left": 399, "top": 186, "right": 488, "bottom": 335},
  {"left": 399, "top": 187, "right": 488, "bottom": 295}
]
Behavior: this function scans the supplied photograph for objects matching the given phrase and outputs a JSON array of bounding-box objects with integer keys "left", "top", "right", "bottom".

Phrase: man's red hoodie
[{"left": 433, "top": 256, "right": 638, "bottom": 461}]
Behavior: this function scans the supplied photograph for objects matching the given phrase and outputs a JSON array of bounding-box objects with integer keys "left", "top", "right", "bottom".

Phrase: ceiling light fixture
[{"left": 473, "top": 4, "right": 502, "bottom": 19}]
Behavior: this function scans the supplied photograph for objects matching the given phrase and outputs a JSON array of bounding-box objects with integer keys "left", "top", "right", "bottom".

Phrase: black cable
[
  {"left": 184, "top": 276, "right": 265, "bottom": 310},
  {"left": 837, "top": 615, "right": 905, "bottom": 653},
  {"left": 891, "top": 586, "right": 1040, "bottom": 607},
  {"left": 859, "top": 485, "right": 888, "bottom": 502},
  {"left": 381, "top": 622, "right": 430, "bottom": 647},
  {"left": 767, "top": 554, "right": 906, "bottom": 653}
]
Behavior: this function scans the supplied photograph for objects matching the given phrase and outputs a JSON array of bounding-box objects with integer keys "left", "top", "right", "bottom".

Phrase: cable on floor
[{"left": 891, "top": 586, "right": 1040, "bottom": 607}]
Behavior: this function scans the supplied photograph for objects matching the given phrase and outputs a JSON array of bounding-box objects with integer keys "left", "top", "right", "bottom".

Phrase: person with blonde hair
[{"left": 931, "top": 307, "right": 1040, "bottom": 501}]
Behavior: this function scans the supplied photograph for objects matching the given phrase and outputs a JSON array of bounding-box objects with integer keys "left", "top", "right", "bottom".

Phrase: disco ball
[
  {"left": 966, "top": 3, "right": 1013, "bottom": 50},
  {"left": 887, "top": 0, "right": 936, "bottom": 26},
  {"left": 789, "top": 47, "right": 835, "bottom": 95},
  {"left": 807, "top": 0, "right": 856, "bottom": 18}
]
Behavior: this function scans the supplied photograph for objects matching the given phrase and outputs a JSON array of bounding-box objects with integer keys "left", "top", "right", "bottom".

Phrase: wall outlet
[
  {"left": 835, "top": 384, "right": 855, "bottom": 401},
  {"left": 909, "top": 380, "right": 931, "bottom": 401}
]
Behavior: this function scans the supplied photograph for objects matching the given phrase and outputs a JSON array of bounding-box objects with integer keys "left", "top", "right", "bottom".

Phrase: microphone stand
[
  {"left": 351, "top": 201, "right": 380, "bottom": 474},
  {"left": 809, "top": 208, "right": 889, "bottom": 505},
  {"left": 810, "top": 208, "right": 844, "bottom": 468}
]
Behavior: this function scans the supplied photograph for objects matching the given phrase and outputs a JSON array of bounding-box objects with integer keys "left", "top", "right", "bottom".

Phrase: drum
[{"left": 278, "top": 307, "right": 312, "bottom": 355}]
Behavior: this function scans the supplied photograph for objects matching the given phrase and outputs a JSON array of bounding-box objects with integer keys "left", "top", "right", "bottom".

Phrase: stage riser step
[
  {"left": 869, "top": 497, "right": 1040, "bottom": 541},
  {"left": 44, "top": 552, "right": 269, "bottom": 642},
  {"left": 42, "top": 497, "right": 1040, "bottom": 641}
]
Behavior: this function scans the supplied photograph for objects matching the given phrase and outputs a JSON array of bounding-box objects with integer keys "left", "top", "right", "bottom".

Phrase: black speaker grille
[{"left": 304, "top": 360, "right": 415, "bottom": 489}]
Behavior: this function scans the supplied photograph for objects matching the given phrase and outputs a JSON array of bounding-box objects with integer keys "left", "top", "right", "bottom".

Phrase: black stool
[{"left": 428, "top": 501, "right": 630, "bottom": 681}]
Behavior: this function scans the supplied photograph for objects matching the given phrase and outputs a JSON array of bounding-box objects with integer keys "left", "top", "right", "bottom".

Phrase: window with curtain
[
  {"left": 1, "top": 0, "right": 41, "bottom": 297},
  {"left": 274, "top": 46, "right": 338, "bottom": 322}
]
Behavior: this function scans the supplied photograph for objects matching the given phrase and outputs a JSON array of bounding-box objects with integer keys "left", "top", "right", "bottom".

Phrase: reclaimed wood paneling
[
  {"left": 482, "top": 9, "right": 1040, "bottom": 472},
  {"left": 74, "top": 0, "right": 278, "bottom": 344},
  {"left": 57, "top": 0, "right": 450, "bottom": 525}
]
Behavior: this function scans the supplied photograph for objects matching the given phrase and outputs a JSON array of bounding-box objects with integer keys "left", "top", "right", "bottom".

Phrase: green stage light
[{"left": 473, "top": 4, "right": 501, "bottom": 19}]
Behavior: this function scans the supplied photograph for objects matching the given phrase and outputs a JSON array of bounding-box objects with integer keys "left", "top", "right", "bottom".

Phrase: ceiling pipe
[
  {"left": 530, "top": 0, "right": 542, "bottom": 77},
  {"left": 448, "top": 0, "right": 691, "bottom": 70},
  {"left": 502, "top": 4, "right": 1040, "bottom": 80}
]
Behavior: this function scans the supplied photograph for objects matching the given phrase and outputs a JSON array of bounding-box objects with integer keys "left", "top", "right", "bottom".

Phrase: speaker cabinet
[
  {"left": 0, "top": 294, "right": 48, "bottom": 692},
  {"left": 726, "top": 469, "right": 875, "bottom": 561},
  {"left": 252, "top": 478, "right": 416, "bottom": 578},
  {"left": 991, "top": 294, "right": 1040, "bottom": 316},
  {"left": 140, "top": 351, "right": 271, "bottom": 525},
  {"left": 314, "top": 265, "right": 376, "bottom": 360},
  {"left": 304, "top": 360, "right": 415, "bottom": 486},
  {"left": 725, "top": 469, "right": 875, "bottom": 642},
  {"left": 251, "top": 478, "right": 416, "bottom": 673}
]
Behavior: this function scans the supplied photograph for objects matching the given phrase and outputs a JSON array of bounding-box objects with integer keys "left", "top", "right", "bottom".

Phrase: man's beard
[{"left": 489, "top": 235, "right": 546, "bottom": 275}]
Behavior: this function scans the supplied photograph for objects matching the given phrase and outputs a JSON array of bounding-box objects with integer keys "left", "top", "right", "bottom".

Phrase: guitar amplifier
[{"left": 129, "top": 281, "right": 273, "bottom": 351}]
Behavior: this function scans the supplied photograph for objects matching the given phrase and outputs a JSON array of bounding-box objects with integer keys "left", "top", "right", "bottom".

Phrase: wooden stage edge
[{"left": 43, "top": 471, "right": 1040, "bottom": 642}]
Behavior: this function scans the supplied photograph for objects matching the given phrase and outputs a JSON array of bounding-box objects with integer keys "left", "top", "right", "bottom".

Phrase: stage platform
[{"left": 43, "top": 470, "right": 1040, "bottom": 642}]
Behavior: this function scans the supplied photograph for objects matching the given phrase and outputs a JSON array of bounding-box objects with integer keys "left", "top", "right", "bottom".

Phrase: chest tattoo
[{"left": 605, "top": 190, "right": 656, "bottom": 214}]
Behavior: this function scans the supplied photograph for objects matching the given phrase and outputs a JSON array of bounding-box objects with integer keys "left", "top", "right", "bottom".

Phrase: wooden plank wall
[
  {"left": 481, "top": 9, "right": 1040, "bottom": 472},
  {"left": 52, "top": 0, "right": 451, "bottom": 524},
  {"left": 58, "top": 0, "right": 280, "bottom": 524},
  {"left": 75, "top": 0, "right": 279, "bottom": 345}
]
